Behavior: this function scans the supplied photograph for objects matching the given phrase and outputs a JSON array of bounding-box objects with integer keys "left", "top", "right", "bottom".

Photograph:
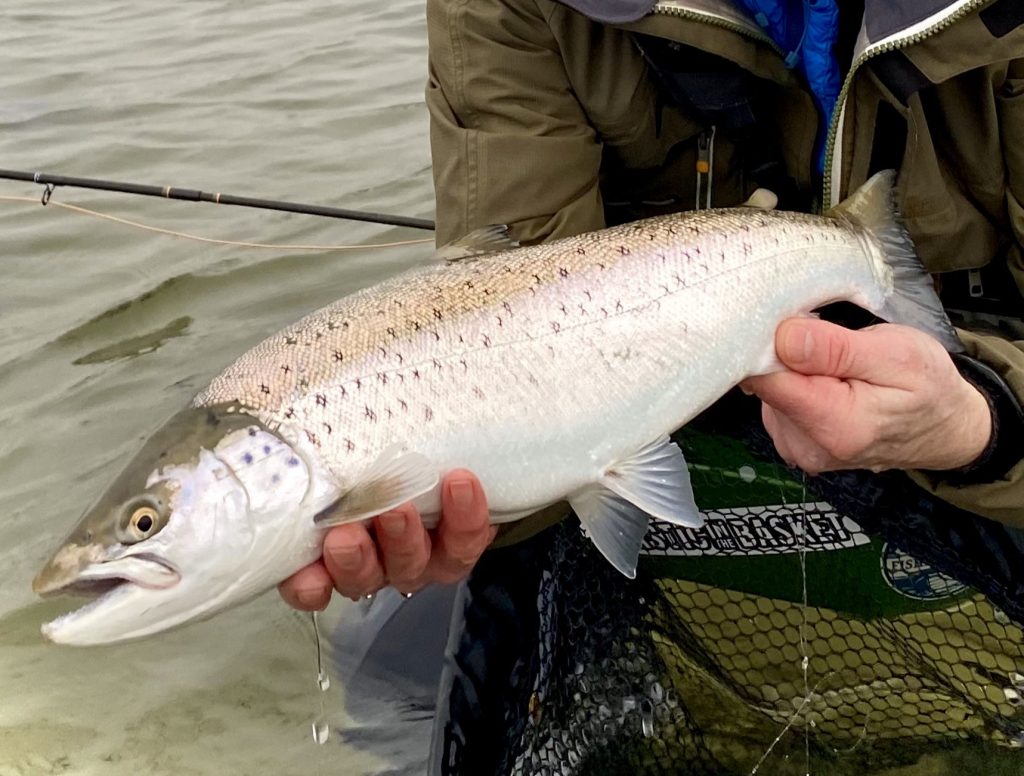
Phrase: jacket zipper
[
  {"left": 651, "top": 1, "right": 782, "bottom": 53},
  {"left": 823, "top": 0, "right": 989, "bottom": 208}
]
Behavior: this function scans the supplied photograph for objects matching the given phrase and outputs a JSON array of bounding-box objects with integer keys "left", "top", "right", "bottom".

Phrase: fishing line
[
  {"left": 749, "top": 468, "right": 815, "bottom": 776},
  {"left": 0, "top": 194, "right": 433, "bottom": 252}
]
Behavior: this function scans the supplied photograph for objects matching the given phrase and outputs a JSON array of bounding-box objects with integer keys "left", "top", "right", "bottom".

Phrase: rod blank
[{"left": 0, "top": 169, "right": 436, "bottom": 231}]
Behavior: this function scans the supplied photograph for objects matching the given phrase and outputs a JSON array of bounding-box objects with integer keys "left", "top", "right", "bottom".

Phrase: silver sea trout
[{"left": 33, "top": 171, "right": 959, "bottom": 645}]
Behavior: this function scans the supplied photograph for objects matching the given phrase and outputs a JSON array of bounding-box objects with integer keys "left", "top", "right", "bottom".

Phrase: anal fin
[
  {"left": 569, "top": 488, "right": 649, "bottom": 579},
  {"left": 601, "top": 436, "right": 703, "bottom": 528}
]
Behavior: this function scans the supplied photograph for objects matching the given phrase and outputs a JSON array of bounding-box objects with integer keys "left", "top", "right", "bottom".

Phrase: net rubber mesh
[{"left": 434, "top": 401, "right": 1024, "bottom": 775}]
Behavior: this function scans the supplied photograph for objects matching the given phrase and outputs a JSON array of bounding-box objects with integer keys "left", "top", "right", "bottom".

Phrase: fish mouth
[{"left": 33, "top": 552, "right": 181, "bottom": 598}]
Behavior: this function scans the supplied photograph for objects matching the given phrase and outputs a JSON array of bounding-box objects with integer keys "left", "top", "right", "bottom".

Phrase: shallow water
[{"left": 0, "top": 1, "right": 434, "bottom": 772}]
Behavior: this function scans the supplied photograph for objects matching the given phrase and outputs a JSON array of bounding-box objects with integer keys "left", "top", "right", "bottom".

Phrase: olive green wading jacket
[{"left": 426, "top": 0, "right": 1024, "bottom": 528}]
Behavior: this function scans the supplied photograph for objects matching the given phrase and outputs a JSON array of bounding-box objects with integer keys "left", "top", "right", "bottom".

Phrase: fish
[{"left": 32, "top": 170, "right": 959, "bottom": 645}]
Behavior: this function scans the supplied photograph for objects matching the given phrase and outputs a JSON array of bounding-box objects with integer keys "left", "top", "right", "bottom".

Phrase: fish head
[{"left": 33, "top": 405, "right": 321, "bottom": 645}]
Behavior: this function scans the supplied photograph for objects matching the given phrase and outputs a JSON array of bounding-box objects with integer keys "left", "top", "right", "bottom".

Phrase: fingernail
[
  {"left": 449, "top": 479, "right": 473, "bottom": 510},
  {"left": 332, "top": 544, "right": 363, "bottom": 570},
  {"left": 782, "top": 322, "right": 813, "bottom": 363},
  {"left": 380, "top": 512, "right": 407, "bottom": 538}
]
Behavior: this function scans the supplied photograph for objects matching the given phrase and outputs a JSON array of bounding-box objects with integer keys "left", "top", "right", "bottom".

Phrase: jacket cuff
[{"left": 942, "top": 353, "right": 1024, "bottom": 484}]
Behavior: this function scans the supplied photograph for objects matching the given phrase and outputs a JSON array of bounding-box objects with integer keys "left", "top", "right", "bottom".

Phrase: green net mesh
[{"left": 452, "top": 425, "right": 1024, "bottom": 775}]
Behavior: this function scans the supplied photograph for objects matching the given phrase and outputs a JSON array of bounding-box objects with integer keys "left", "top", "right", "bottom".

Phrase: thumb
[{"left": 774, "top": 318, "right": 907, "bottom": 384}]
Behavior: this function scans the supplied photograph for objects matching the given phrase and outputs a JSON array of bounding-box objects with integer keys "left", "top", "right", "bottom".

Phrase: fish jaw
[{"left": 33, "top": 543, "right": 179, "bottom": 598}]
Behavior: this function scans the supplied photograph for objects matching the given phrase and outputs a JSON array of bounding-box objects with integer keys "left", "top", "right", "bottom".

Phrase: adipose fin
[{"left": 829, "top": 170, "right": 963, "bottom": 353}]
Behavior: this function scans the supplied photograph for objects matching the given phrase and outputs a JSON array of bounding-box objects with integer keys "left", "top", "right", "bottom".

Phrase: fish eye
[{"left": 128, "top": 505, "right": 160, "bottom": 540}]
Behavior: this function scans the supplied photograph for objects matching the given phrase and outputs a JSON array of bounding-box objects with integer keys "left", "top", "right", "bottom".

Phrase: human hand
[
  {"left": 740, "top": 318, "right": 992, "bottom": 475},
  {"left": 278, "top": 469, "right": 495, "bottom": 610}
]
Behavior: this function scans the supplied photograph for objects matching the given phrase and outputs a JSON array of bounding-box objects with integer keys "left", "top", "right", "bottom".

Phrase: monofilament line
[{"left": 750, "top": 470, "right": 813, "bottom": 775}]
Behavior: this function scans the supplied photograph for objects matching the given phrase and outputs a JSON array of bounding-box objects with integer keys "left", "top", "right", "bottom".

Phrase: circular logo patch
[{"left": 880, "top": 542, "right": 968, "bottom": 601}]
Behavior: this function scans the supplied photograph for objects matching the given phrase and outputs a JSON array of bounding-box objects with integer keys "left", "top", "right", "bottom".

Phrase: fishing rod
[{"left": 0, "top": 168, "right": 436, "bottom": 232}]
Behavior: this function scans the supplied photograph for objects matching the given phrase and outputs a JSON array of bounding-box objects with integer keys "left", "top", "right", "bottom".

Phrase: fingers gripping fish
[{"left": 33, "top": 171, "right": 960, "bottom": 645}]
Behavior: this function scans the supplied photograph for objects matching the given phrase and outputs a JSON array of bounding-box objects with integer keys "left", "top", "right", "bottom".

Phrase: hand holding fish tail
[
  {"left": 741, "top": 318, "right": 992, "bottom": 475},
  {"left": 278, "top": 470, "right": 493, "bottom": 609}
]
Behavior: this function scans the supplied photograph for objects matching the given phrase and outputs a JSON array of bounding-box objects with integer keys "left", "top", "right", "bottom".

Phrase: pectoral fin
[
  {"left": 600, "top": 436, "right": 703, "bottom": 528},
  {"left": 569, "top": 488, "right": 649, "bottom": 579},
  {"left": 314, "top": 446, "right": 438, "bottom": 526}
]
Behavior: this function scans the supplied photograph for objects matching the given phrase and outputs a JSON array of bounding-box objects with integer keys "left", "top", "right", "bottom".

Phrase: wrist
[{"left": 940, "top": 354, "right": 1024, "bottom": 483}]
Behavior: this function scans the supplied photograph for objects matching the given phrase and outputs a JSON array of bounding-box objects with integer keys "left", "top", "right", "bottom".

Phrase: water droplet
[
  {"left": 574, "top": 661, "right": 585, "bottom": 676},
  {"left": 640, "top": 699, "right": 655, "bottom": 738},
  {"left": 738, "top": 465, "right": 757, "bottom": 483},
  {"left": 1004, "top": 687, "right": 1022, "bottom": 706},
  {"left": 318, "top": 670, "right": 331, "bottom": 692},
  {"left": 622, "top": 696, "right": 637, "bottom": 713},
  {"left": 312, "top": 720, "right": 329, "bottom": 745}
]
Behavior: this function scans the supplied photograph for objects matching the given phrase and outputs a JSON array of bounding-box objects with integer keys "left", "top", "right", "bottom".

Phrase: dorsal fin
[{"left": 432, "top": 225, "right": 519, "bottom": 263}]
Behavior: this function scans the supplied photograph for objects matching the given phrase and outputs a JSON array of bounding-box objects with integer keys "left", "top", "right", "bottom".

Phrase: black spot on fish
[
  {"left": 576, "top": 247, "right": 586, "bottom": 255},
  {"left": 248, "top": 428, "right": 257, "bottom": 437},
  {"left": 285, "top": 407, "right": 296, "bottom": 419},
  {"left": 364, "top": 406, "right": 376, "bottom": 422},
  {"left": 433, "top": 308, "right": 443, "bottom": 321},
  {"left": 618, "top": 246, "right": 630, "bottom": 255},
  {"left": 316, "top": 394, "right": 327, "bottom": 407},
  {"left": 333, "top": 350, "right": 344, "bottom": 362},
  {"left": 482, "top": 334, "right": 491, "bottom": 347},
  {"left": 285, "top": 336, "right": 298, "bottom": 345},
  {"left": 323, "top": 423, "right": 332, "bottom": 434},
  {"left": 327, "top": 320, "right": 338, "bottom": 331},
  {"left": 399, "top": 399, "right": 408, "bottom": 411},
  {"left": 550, "top": 321, "right": 561, "bottom": 333},
  {"left": 387, "top": 327, "right": 397, "bottom": 338},
  {"left": 281, "top": 364, "right": 292, "bottom": 374},
  {"left": 413, "top": 369, "right": 421, "bottom": 380},
  {"left": 260, "top": 383, "right": 271, "bottom": 395},
  {"left": 377, "top": 372, "right": 388, "bottom": 385},
  {"left": 559, "top": 267, "right": 569, "bottom": 278},
  {"left": 424, "top": 406, "right": 433, "bottom": 421},
  {"left": 433, "top": 358, "right": 442, "bottom": 370},
  {"left": 346, "top": 439, "right": 356, "bottom": 452}
]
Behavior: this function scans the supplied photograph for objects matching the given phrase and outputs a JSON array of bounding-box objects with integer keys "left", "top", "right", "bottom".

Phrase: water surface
[{"left": 0, "top": 1, "right": 435, "bottom": 772}]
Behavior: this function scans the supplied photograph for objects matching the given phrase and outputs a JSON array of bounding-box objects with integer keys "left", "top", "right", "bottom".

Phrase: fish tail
[{"left": 829, "top": 170, "right": 963, "bottom": 353}]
